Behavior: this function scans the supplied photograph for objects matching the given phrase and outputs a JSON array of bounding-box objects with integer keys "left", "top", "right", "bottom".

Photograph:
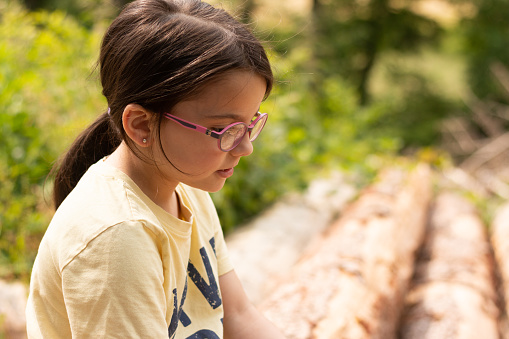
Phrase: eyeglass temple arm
[{"left": 163, "top": 113, "right": 220, "bottom": 139}]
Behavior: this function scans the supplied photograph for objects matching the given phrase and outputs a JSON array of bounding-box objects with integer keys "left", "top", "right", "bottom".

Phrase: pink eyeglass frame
[{"left": 163, "top": 111, "right": 268, "bottom": 152}]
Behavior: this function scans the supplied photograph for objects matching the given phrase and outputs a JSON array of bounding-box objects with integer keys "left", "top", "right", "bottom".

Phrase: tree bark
[
  {"left": 399, "top": 193, "right": 499, "bottom": 339},
  {"left": 357, "top": 0, "right": 388, "bottom": 106},
  {"left": 259, "top": 164, "right": 432, "bottom": 339}
]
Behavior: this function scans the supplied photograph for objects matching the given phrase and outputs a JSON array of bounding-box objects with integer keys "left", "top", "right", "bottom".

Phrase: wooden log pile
[
  {"left": 226, "top": 164, "right": 509, "bottom": 339},
  {"left": 399, "top": 193, "right": 499, "bottom": 339},
  {"left": 257, "top": 165, "right": 432, "bottom": 339}
]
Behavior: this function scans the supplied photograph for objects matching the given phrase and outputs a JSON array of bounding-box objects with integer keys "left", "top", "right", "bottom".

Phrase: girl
[{"left": 26, "top": 0, "right": 284, "bottom": 338}]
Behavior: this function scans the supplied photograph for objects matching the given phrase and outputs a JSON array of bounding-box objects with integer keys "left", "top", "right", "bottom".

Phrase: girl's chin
[{"left": 184, "top": 176, "right": 228, "bottom": 193}]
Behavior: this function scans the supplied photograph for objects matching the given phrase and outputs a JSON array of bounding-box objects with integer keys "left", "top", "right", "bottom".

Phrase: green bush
[
  {"left": 0, "top": 111, "right": 51, "bottom": 279},
  {"left": 0, "top": 1, "right": 104, "bottom": 279}
]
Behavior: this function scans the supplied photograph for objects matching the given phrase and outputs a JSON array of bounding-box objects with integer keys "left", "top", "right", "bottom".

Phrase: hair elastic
[{"left": 107, "top": 107, "right": 111, "bottom": 115}]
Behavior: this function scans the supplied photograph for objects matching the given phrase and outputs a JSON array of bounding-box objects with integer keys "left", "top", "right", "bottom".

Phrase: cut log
[
  {"left": 491, "top": 202, "right": 509, "bottom": 338},
  {"left": 399, "top": 193, "right": 499, "bottom": 339},
  {"left": 259, "top": 164, "right": 432, "bottom": 339},
  {"left": 226, "top": 171, "right": 357, "bottom": 303}
]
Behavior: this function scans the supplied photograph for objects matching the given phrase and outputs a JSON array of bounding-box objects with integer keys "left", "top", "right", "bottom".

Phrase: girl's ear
[{"left": 122, "top": 104, "right": 153, "bottom": 147}]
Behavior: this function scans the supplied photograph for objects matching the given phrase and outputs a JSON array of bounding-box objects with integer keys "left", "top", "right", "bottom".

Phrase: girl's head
[
  {"left": 53, "top": 0, "right": 273, "bottom": 208},
  {"left": 102, "top": 0, "right": 273, "bottom": 137}
]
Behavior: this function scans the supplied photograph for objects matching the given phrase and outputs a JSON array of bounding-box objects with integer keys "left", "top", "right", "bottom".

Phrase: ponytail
[{"left": 52, "top": 112, "right": 120, "bottom": 209}]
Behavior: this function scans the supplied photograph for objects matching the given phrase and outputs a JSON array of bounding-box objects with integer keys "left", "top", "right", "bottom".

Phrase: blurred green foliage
[
  {"left": 311, "top": 0, "right": 443, "bottom": 105},
  {"left": 0, "top": 111, "right": 50, "bottom": 278},
  {"left": 20, "top": 0, "right": 125, "bottom": 27},
  {"left": 1, "top": 0, "right": 509, "bottom": 277},
  {"left": 461, "top": 0, "right": 509, "bottom": 102},
  {"left": 0, "top": 0, "right": 104, "bottom": 280}
]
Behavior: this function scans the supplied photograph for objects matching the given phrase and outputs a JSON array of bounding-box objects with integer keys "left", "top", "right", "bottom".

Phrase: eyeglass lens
[
  {"left": 220, "top": 124, "right": 247, "bottom": 150},
  {"left": 249, "top": 114, "right": 267, "bottom": 141},
  {"left": 220, "top": 114, "right": 267, "bottom": 151}
]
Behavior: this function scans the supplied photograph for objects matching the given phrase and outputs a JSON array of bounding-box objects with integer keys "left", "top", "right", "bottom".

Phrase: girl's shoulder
[{"left": 44, "top": 161, "right": 193, "bottom": 268}]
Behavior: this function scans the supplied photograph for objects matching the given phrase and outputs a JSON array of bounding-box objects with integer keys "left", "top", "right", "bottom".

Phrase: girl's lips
[{"left": 216, "top": 168, "right": 234, "bottom": 178}]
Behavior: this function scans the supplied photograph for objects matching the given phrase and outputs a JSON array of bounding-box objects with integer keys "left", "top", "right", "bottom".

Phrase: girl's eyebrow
[{"left": 208, "top": 113, "right": 244, "bottom": 120}]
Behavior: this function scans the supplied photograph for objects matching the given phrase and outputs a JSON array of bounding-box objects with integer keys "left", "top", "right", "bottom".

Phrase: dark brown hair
[{"left": 52, "top": 0, "right": 273, "bottom": 208}]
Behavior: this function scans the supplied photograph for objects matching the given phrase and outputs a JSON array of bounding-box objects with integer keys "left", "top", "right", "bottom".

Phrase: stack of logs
[{"left": 227, "top": 164, "right": 509, "bottom": 339}]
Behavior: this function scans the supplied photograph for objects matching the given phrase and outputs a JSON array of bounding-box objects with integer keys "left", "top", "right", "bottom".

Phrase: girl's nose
[{"left": 230, "top": 133, "right": 253, "bottom": 157}]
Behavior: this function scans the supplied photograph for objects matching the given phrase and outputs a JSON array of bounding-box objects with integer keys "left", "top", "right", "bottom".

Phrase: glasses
[{"left": 163, "top": 111, "right": 268, "bottom": 152}]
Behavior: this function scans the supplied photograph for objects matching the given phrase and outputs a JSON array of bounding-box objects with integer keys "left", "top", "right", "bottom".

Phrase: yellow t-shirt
[{"left": 26, "top": 159, "right": 233, "bottom": 338}]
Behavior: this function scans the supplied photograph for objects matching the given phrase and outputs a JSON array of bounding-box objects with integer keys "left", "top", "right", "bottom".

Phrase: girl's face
[{"left": 155, "top": 71, "right": 267, "bottom": 192}]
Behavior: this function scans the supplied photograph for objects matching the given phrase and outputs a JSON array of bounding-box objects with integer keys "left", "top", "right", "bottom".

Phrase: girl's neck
[{"left": 105, "top": 142, "right": 181, "bottom": 218}]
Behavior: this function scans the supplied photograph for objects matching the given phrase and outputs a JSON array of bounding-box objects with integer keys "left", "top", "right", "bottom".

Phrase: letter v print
[{"left": 187, "top": 238, "right": 222, "bottom": 309}]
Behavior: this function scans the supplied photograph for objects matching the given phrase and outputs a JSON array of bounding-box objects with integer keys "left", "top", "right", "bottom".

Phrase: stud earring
[{"left": 142, "top": 138, "right": 147, "bottom": 144}]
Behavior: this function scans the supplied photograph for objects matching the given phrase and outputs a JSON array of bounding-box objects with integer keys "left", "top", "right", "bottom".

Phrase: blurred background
[{"left": 1, "top": 0, "right": 509, "bottom": 284}]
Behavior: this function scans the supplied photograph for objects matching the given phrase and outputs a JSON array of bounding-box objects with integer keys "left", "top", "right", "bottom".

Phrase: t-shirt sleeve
[
  {"left": 61, "top": 220, "right": 169, "bottom": 338},
  {"left": 206, "top": 194, "right": 234, "bottom": 276},
  {"left": 214, "top": 222, "right": 234, "bottom": 276}
]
